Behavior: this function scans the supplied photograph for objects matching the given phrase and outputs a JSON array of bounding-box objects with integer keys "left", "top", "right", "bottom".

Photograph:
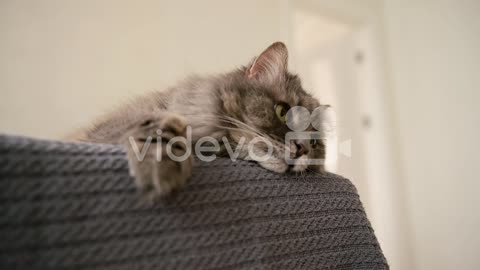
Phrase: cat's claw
[{"left": 122, "top": 113, "right": 193, "bottom": 200}]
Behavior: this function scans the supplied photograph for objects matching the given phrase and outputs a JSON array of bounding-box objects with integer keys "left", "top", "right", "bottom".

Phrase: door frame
[{"left": 279, "top": 1, "right": 414, "bottom": 269}]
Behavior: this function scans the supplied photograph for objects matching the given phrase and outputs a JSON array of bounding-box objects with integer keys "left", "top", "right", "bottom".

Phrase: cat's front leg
[{"left": 120, "top": 112, "right": 193, "bottom": 200}]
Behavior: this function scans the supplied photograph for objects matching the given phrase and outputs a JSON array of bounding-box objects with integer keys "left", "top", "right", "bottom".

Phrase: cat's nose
[{"left": 294, "top": 140, "right": 309, "bottom": 157}]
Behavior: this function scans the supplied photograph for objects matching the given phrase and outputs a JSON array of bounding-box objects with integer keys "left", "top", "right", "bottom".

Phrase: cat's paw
[{"left": 121, "top": 112, "right": 193, "bottom": 201}]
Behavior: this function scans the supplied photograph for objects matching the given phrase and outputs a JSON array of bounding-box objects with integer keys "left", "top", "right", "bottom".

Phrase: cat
[{"left": 72, "top": 42, "right": 327, "bottom": 200}]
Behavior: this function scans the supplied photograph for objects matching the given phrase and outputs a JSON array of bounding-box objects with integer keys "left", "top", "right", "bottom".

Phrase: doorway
[{"left": 292, "top": 9, "right": 369, "bottom": 204}]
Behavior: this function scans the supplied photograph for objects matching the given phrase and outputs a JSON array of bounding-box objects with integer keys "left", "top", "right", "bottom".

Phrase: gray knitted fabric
[{"left": 0, "top": 134, "right": 388, "bottom": 270}]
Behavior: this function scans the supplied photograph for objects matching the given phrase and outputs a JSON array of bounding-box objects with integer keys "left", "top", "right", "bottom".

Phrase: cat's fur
[{"left": 73, "top": 42, "right": 327, "bottom": 199}]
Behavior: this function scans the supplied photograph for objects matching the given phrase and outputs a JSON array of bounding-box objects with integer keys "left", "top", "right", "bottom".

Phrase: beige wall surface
[
  {"left": 0, "top": 0, "right": 283, "bottom": 138},
  {"left": 2, "top": 1, "right": 480, "bottom": 269},
  {"left": 383, "top": 1, "right": 480, "bottom": 269}
]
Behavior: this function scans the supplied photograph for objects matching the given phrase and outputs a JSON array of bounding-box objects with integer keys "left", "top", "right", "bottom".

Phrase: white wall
[
  {"left": 383, "top": 1, "right": 480, "bottom": 269},
  {"left": 290, "top": 2, "right": 414, "bottom": 269},
  {"left": 3, "top": 1, "right": 480, "bottom": 269},
  {"left": 0, "top": 0, "right": 283, "bottom": 138}
]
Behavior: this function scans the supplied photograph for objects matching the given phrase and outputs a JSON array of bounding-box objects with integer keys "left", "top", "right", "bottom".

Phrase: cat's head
[{"left": 222, "top": 42, "right": 328, "bottom": 173}]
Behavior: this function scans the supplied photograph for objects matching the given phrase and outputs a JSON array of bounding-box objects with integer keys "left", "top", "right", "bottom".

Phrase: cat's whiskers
[
  {"left": 305, "top": 167, "right": 324, "bottom": 177},
  {"left": 186, "top": 113, "right": 293, "bottom": 168},
  {"left": 216, "top": 115, "right": 290, "bottom": 153},
  {"left": 194, "top": 114, "right": 289, "bottom": 154}
]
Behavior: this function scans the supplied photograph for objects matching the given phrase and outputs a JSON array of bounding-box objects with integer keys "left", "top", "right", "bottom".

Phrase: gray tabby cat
[{"left": 73, "top": 42, "right": 327, "bottom": 199}]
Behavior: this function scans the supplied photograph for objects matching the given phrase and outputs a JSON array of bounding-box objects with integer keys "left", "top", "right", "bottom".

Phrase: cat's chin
[
  {"left": 258, "top": 159, "right": 289, "bottom": 174},
  {"left": 258, "top": 156, "right": 310, "bottom": 174},
  {"left": 291, "top": 163, "right": 308, "bottom": 172},
  {"left": 290, "top": 155, "right": 309, "bottom": 172}
]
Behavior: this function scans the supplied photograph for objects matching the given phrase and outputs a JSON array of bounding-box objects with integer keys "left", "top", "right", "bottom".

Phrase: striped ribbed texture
[{"left": 0, "top": 135, "right": 388, "bottom": 270}]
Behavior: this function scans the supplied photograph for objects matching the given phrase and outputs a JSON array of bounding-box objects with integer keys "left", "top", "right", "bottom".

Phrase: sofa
[{"left": 0, "top": 134, "right": 388, "bottom": 269}]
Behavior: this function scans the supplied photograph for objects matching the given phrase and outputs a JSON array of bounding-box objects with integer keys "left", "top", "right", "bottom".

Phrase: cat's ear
[{"left": 246, "top": 42, "right": 288, "bottom": 84}]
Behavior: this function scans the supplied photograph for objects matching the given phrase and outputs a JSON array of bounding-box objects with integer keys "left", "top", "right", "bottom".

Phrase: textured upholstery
[{"left": 0, "top": 134, "right": 388, "bottom": 269}]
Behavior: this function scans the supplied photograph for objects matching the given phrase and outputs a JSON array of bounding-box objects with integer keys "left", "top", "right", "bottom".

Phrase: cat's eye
[
  {"left": 310, "top": 139, "right": 318, "bottom": 148},
  {"left": 274, "top": 103, "right": 290, "bottom": 123}
]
